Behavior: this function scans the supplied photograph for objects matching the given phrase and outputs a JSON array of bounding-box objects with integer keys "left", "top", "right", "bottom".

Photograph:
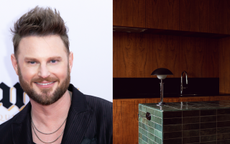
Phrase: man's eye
[
  {"left": 28, "top": 61, "right": 36, "bottom": 64},
  {"left": 50, "top": 60, "right": 58, "bottom": 63}
]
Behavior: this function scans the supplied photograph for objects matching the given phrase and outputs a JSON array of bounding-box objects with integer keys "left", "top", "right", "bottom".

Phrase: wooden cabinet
[
  {"left": 145, "top": 0, "right": 179, "bottom": 30},
  {"left": 113, "top": 0, "right": 145, "bottom": 28},
  {"left": 222, "top": 0, "right": 230, "bottom": 34},
  {"left": 180, "top": 0, "right": 206, "bottom": 32},
  {"left": 114, "top": 0, "right": 230, "bottom": 34},
  {"left": 208, "top": 0, "right": 223, "bottom": 34}
]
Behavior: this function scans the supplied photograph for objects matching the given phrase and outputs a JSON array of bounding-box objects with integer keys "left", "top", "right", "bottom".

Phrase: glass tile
[
  {"left": 163, "top": 117, "right": 182, "bottom": 125},
  {"left": 200, "top": 128, "right": 216, "bottom": 135},
  {"left": 183, "top": 136, "right": 199, "bottom": 143},
  {"left": 142, "top": 118, "right": 149, "bottom": 125},
  {"left": 148, "top": 120, "right": 155, "bottom": 128},
  {"left": 149, "top": 126, "right": 154, "bottom": 134},
  {"left": 147, "top": 132, "right": 155, "bottom": 141},
  {"left": 200, "top": 109, "right": 216, "bottom": 116},
  {"left": 146, "top": 107, "right": 155, "bottom": 116},
  {"left": 217, "top": 114, "right": 230, "bottom": 121},
  {"left": 141, "top": 128, "right": 148, "bottom": 136},
  {"left": 148, "top": 139, "right": 155, "bottom": 144},
  {"left": 217, "top": 132, "right": 230, "bottom": 140},
  {"left": 200, "top": 122, "right": 216, "bottom": 129},
  {"left": 163, "top": 111, "right": 182, "bottom": 118},
  {"left": 201, "top": 116, "right": 216, "bottom": 123},
  {"left": 154, "top": 136, "right": 162, "bottom": 144},
  {"left": 183, "top": 123, "right": 199, "bottom": 130},
  {"left": 139, "top": 104, "right": 142, "bottom": 111},
  {"left": 164, "top": 125, "right": 182, "bottom": 133},
  {"left": 163, "top": 131, "right": 182, "bottom": 139},
  {"left": 217, "top": 108, "right": 230, "bottom": 115},
  {"left": 201, "top": 135, "right": 216, "bottom": 142},
  {"left": 142, "top": 123, "right": 149, "bottom": 131},
  {"left": 139, "top": 132, "right": 142, "bottom": 139},
  {"left": 217, "top": 121, "right": 230, "bottom": 127},
  {"left": 142, "top": 134, "right": 148, "bottom": 143},
  {"left": 152, "top": 116, "right": 162, "bottom": 125},
  {"left": 183, "top": 110, "right": 199, "bottom": 117},
  {"left": 200, "top": 142, "right": 216, "bottom": 144},
  {"left": 155, "top": 123, "right": 162, "bottom": 132},
  {"left": 154, "top": 129, "right": 162, "bottom": 139},
  {"left": 154, "top": 110, "right": 162, "bottom": 118},
  {"left": 217, "top": 127, "right": 230, "bottom": 133},
  {"left": 139, "top": 138, "right": 143, "bottom": 144},
  {"left": 216, "top": 139, "right": 230, "bottom": 144},
  {"left": 183, "top": 117, "right": 199, "bottom": 124},
  {"left": 163, "top": 138, "right": 182, "bottom": 144},
  {"left": 183, "top": 130, "right": 199, "bottom": 137}
]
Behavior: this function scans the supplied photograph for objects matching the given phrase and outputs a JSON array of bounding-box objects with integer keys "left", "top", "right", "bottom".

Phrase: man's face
[{"left": 11, "top": 35, "right": 73, "bottom": 105}]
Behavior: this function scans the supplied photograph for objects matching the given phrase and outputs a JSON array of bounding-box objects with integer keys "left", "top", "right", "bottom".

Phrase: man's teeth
[{"left": 36, "top": 82, "right": 54, "bottom": 85}]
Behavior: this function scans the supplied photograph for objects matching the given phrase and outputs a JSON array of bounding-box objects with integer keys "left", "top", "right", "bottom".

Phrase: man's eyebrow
[
  {"left": 24, "top": 57, "right": 38, "bottom": 61},
  {"left": 24, "top": 56, "right": 62, "bottom": 61},
  {"left": 47, "top": 56, "right": 62, "bottom": 60}
]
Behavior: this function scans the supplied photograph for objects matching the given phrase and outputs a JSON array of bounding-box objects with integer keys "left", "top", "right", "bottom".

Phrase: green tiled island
[{"left": 138, "top": 101, "right": 230, "bottom": 144}]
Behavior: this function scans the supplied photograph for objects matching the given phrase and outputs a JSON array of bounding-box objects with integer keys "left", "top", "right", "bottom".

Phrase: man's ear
[
  {"left": 11, "top": 54, "right": 19, "bottom": 75},
  {"left": 68, "top": 52, "right": 73, "bottom": 73}
]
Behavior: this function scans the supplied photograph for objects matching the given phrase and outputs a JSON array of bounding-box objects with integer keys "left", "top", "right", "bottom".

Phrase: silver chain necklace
[
  {"left": 32, "top": 122, "right": 65, "bottom": 144},
  {"left": 31, "top": 91, "right": 72, "bottom": 143},
  {"left": 31, "top": 118, "right": 67, "bottom": 135}
]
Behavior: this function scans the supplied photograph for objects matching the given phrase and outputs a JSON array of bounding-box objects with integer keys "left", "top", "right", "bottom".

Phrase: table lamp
[{"left": 151, "top": 68, "right": 173, "bottom": 106}]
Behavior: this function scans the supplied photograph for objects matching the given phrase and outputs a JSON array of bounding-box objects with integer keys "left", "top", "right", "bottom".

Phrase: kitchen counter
[
  {"left": 141, "top": 100, "right": 230, "bottom": 111},
  {"left": 138, "top": 101, "right": 230, "bottom": 144},
  {"left": 137, "top": 93, "right": 230, "bottom": 98}
]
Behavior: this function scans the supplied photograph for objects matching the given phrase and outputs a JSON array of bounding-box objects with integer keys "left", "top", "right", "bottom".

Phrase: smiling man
[{"left": 0, "top": 7, "right": 112, "bottom": 144}]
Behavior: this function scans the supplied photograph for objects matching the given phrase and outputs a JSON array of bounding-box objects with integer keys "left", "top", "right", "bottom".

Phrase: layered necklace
[
  {"left": 31, "top": 117, "right": 67, "bottom": 144},
  {"left": 31, "top": 91, "right": 72, "bottom": 144}
]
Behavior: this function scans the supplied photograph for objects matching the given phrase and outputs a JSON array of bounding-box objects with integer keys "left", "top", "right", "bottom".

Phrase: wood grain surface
[
  {"left": 179, "top": 0, "right": 199, "bottom": 32},
  {"left": 113, "top": 32, "right": 219, "bottom": 78},
  {"left": 209, "top": 0, "right": 223, "bottom": 34},
  {"left": 114, "top": 0, "right": 230, "bottom": 34},
  {"left": 219, "top": 37, "right": 230, "bottom": 94},
  {"left": 145, "top": 0, "right": 179, "bottom": 30},
  {"left": 113, "top": 0, "right": 145, "bottom": 28},
  {"left": 198, "top": 0, "right": 209, "bottom": 33},
  {"left": 222, "top": 0, "right": 230, "bottom": 34}
]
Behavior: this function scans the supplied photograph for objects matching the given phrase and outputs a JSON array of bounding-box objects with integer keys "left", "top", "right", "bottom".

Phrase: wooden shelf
[{"left": 114, "top": 26, "right": 230, "bottom": 38}]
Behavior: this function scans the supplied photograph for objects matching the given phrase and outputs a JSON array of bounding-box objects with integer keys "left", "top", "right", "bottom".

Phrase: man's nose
[{"left": 38, "top": 64, "right": 50, "bottom": 78}]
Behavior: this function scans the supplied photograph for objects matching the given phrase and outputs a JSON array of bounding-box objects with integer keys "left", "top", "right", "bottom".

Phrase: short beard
[{"left": 18, "top": 66, "right": 70, "bottom": 105}]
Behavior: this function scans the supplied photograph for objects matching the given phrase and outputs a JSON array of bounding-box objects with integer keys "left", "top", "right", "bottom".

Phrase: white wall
[{"left": 0, "top": 0, "right": 112, "bottom": 124}]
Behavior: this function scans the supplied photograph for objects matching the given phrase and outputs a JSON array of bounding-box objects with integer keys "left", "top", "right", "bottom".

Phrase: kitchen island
[{"left": 139, "top": 101, "right": 230, "bottom": 144}]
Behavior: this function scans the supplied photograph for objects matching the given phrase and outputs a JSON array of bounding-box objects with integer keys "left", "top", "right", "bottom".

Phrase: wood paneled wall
[
  {"left": 113, "top": 32, "right": 219, "bottom": 78},
  {"left": 113, "top": 96, "right": 230, "bottom": 144},
  {"left": 114, "top": 0, "right": 230, "bottom": 34},
  {"left": 113, "top": 0, "right": 145, "bottom": 28},
  {"left": 179, "top": 0, "right": 208, "bottom": 32},
  {"left": 219, "top": 37, "right": 230, "bottom": 94},
  {"left": 145, "top": 0, "right": 179, "bottom": 30}
]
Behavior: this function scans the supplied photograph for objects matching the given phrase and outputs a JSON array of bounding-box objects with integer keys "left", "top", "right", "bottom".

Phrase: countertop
[{"left": 140, "top": 100, "right": 230, "bottom": 112}]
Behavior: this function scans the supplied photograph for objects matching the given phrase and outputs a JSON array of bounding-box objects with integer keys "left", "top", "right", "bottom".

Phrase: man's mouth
[{"left": 35, "top": 81, "right": 55, "bottom": 86}]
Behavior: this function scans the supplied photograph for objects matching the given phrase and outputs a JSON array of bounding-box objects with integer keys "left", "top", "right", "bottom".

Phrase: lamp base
[{"left": 156, "top": 102, "right": 165, "bottom": 106}]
